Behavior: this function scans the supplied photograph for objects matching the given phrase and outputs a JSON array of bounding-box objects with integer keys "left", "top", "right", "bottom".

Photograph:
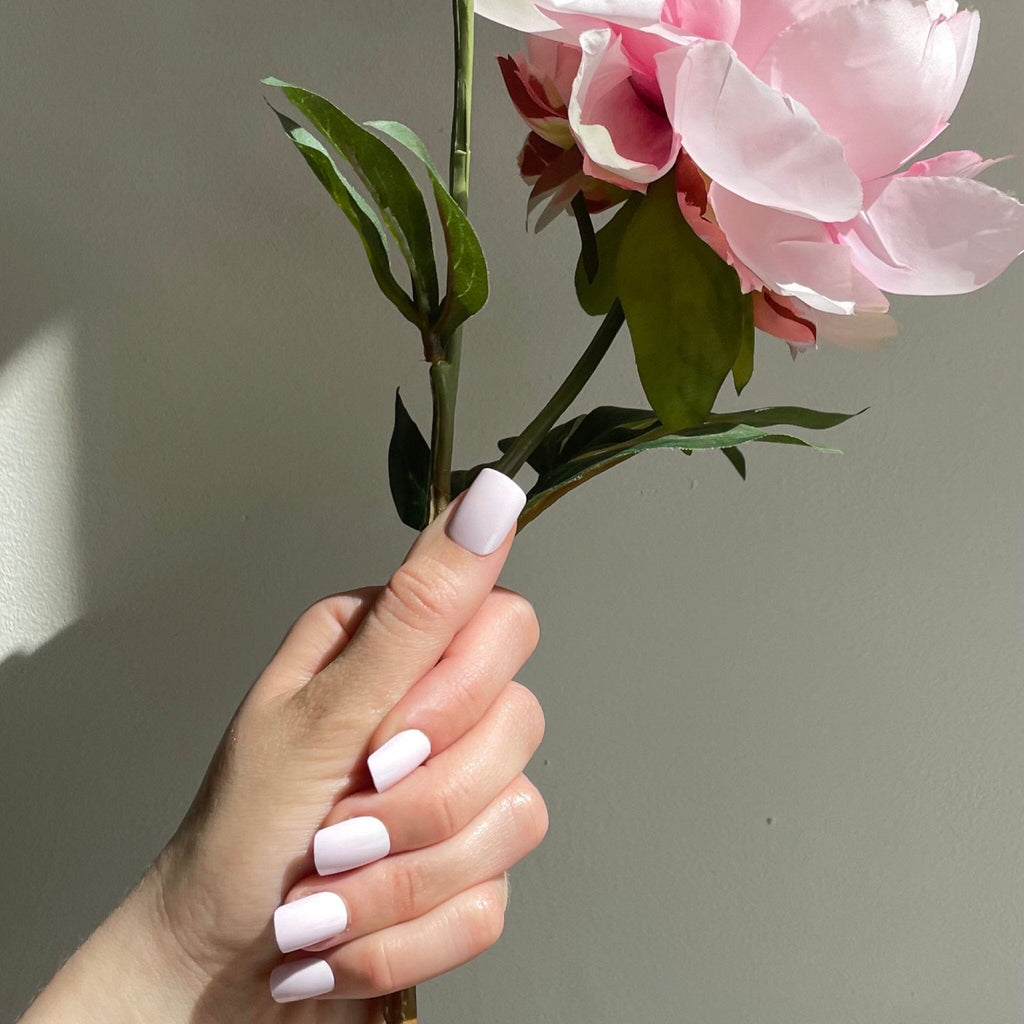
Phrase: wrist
[{"left": 20, "top": 871, "right": 207, "bottom": 1024}]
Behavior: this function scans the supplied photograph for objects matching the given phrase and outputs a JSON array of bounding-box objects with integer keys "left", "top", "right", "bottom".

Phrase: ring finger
[{"left": 276, "top": 774, "right": 546, "bottom": 956}]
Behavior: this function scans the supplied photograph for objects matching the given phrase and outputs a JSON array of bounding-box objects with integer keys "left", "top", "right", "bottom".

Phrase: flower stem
[
  {"left": 394, "top": 3, "right": 473, "bottom": 1015},
  {"left": 383, "top": 986, "right": 417, "bottom": 1024},
  {"left": 571, "top": 192, "right": 599, "bottom": 283},
  {"left": 448, "top": 0, "right": 473, "bottom": 215},
  {"left": 426, "top": 0, "right": 474, "bottom": 521},
  {"left": 427, "top": 354, "right": 459, "bottom": 520},
  {"left": 494, "top": 300, "right": 626, "bottom": 478}
]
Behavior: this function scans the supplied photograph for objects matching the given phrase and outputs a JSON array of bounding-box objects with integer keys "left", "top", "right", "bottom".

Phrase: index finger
[{"left": 302, "top": 469, "right": 526, "bottom": 728}]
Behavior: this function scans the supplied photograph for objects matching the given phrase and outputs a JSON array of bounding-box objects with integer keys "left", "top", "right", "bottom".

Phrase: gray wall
[{"left": 1, "top": 2, "right": 1021, "bottom": 1020}]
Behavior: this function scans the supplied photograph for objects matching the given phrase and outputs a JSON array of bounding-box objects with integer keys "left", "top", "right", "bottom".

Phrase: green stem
[
  {"left": 428, "top": 354, "right": 459, "bottom": 520},
  {"left": 494, "top": 300, "right": 626, "bottom": 478},
  {"left": 390, "top": 10, "right": 472, "bottom": 1017},
  {"left": 448, "top": 0, "right": 473, "bottom": 217},
  {"left": 427, "top": 0, "right": 474, "bottom": 520}
]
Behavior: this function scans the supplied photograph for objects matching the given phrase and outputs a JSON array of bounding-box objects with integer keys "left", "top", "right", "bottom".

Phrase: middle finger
[{"left": 319, "top": 679, "right": 545, "bottom": 866}]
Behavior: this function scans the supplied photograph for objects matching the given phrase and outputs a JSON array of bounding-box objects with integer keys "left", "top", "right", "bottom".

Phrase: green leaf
[
  {"left": 520, "top": 420, "right": 839, "bottom": 527},
  {"left": 365, "top": 120, "right": 488, "bottom": 335},
  {"left": 264, "top": 78, "right": 439, "bottom": 321},
  {"left": 708, "top": 406, "right": 866, "bottom": 430},
  {"left": 754, "top": 434, "right": 841, "bottom": 451},
  {"left": 499, "top": 405, "right": 656, "bottom": 478},
  {"left": 616, "top": 175, "right": 753, "bottom": 430},
  {"left": 267, "top": 106, "right": 419, "bottom": 326},
  {"left": 574, "top": 196, "right": 641, "bottom": 316},
  {"left": 722, "top": 446, "right": 747, "bottom": 480},
  {"left": 388, "top": 389, "right": 430, "bottom": 530},
  {"left": 732, "top": 308, "right": 755, "bottom": 395}
]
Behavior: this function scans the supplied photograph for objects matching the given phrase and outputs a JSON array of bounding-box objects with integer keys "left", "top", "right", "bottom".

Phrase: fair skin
[{"left": 21, "top": 498, "right": 546, "bottom": 1023}]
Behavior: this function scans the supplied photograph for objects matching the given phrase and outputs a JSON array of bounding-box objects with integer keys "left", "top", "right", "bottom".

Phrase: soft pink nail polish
[
  {"left": 314, "top": 816, "right": 391, "bottom": 876},
  {"left": 270, "top": 957, "right": 335, "bottom": 1003},
  {"left": 368, "top": 728, "right": 431, "bottom": 792},
  {"left": 446, "top": 468, "right": 526, "bottom": 556},
  {"left": 273, "top": 891, "right": 349, "bottom": 953}
]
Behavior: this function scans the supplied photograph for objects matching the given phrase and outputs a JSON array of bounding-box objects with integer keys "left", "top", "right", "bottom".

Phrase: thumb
[{"left": 295, "top": 468, "right": 527, "bottom": 741}]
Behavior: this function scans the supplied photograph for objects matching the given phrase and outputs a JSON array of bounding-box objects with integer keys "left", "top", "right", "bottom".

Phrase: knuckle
[
  {"left": 288, "top": 588, "right": 382, "bottom": 644},
  {"left": 439, "top": 664, "right": 487, "bottom": 720},
  {"left": 459, "top": 885, "right": 507, "bottom": 953},
  {"left": 502, "top": 683, "right": 547, "bottom": 751},
  {"left": 287, "top": 674, "right": 332, "bottom": 724},
  {"left": 426, "top": 768, "right": 471, "bottom": 841},
  {"left": 360, "top": 941, "right": 399, "bottom": 997},
  {"left": 382, "top": 558, "right": 461, "bottom": 633},
  {"left": 382, "top": 856, "right": 425, "bottom": 922},
  {"left": 500, "top": 592, "right": 540, "bottom": 654},
  {"left": 281, "top": 594, "right": 338, "bottom": 644},
  {"left": 508, "top": 778, "right": 550, "bottom": 851}
]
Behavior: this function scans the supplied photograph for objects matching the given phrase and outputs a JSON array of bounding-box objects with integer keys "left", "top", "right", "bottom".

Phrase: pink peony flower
[
  {"left": 481, "top": 0, "right": 1024, "bottom": 350},
  {"left": 500, "top": 37, "right": 629, "bottom": 227}
]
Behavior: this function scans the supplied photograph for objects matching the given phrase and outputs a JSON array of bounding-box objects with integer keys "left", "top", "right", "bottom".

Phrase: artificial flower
[{"left": 485, "top": 0, "right": 1024, "bottom": 349}]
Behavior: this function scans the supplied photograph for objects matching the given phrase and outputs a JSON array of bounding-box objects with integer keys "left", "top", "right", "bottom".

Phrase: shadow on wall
[
  {"left": 0, "top": 71, "right": 415, "bottom": 1017},
  {"left": 0, "top": 498, "right": 405, "bottom": 1016},
  {"left": 0, "top": 4, "right": 465, "bottom": 1017}
]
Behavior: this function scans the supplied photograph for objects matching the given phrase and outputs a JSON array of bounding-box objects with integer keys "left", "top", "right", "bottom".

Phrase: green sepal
[
  {"left": 616, "top": 176, "right": 752, "bottom": 430},
  {"left": 574, "top": 196, "right": 641, "bottom": 316},
  {"left": 732, "top": 307, "right": 755, "bottom": 395}
]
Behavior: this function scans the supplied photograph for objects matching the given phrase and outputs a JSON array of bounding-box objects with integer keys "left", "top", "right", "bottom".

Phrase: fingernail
[
  {"left": 270, "top": 957, "right": 335, "bottom": 1003},
  {"left": 273, "top": 891, "right": 349, "bottom": 954},
  {"left": 368, "top": 728, "right": 431, "bottom": 792},
  {"left": 446, "top": 468, "right": 527, "bottom": 556},
  {"left": 314, "top": 816, "right": 391, "bottom": 876}
]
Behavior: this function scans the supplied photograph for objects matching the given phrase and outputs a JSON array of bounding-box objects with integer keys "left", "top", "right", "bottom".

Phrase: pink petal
[
  {"left": 903, "top": 150, "right": 1008, "bottom": 181},
  {"left": 661, "top": 0, "right": 742, "bottom": 44},
  {"left": 675, "top": 155, "right": 763, "bottom": 293},
  {"left": 789, "top": 273, "right": 896, "bottom": 350},
  {"left": 925, "top": 0, "right": 960, "bottom": 17},
  {"left": 547, "top": 0, "right": 664, "bottom": 22},
  {"left": 474, "top": 0, "right": 561, "bottom": 32},
  {"left": 527, "top": 36, "right": 583, "bottom": 106},
  {"left": 798, "top": 304, "right": 899, "bottom": 350},
  {"left": 709, "top": 184, "right": 858, "bottom": 314},
  {"left": 498, "top": 53, "right": 576, "bottom": 147},
  {"left": 838, "top": 174, "right": 1024, "bottom": 295},
  {"left": 944, "top": 10, "right": 980, "bottom": 122},
  {"left": 538, "top": 0, "right": 667, "bottom": 37},
  {"left": 755, "top": 0, "right": 961, "bottom": 182},
  {"left": 730, "top": 0, "right": 861, "bottom": 68},
  {"left": 657, "top": 40, "right": 862, "bottom": 222},
  {"left": 612, "top": 22, "right": 699, "bottom": 105},
  {"left": 754, "top": 291, "right": 817, "bottom": 347},
  {"left": 477, "top": 0, "right": 665, "bottom": 42},
  {"left": 569, "top": 28, "right": 678, "bottom": 185}
]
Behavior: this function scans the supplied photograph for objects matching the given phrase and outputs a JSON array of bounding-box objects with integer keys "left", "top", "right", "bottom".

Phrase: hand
[{"left": 22, "top": 470, "right": 546, "bottom": 1024}]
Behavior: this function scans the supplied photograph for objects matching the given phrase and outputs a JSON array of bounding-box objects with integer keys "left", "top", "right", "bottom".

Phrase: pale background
[{"left": 1, "top": 2, "right": 1021, "bottom": 1021}]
